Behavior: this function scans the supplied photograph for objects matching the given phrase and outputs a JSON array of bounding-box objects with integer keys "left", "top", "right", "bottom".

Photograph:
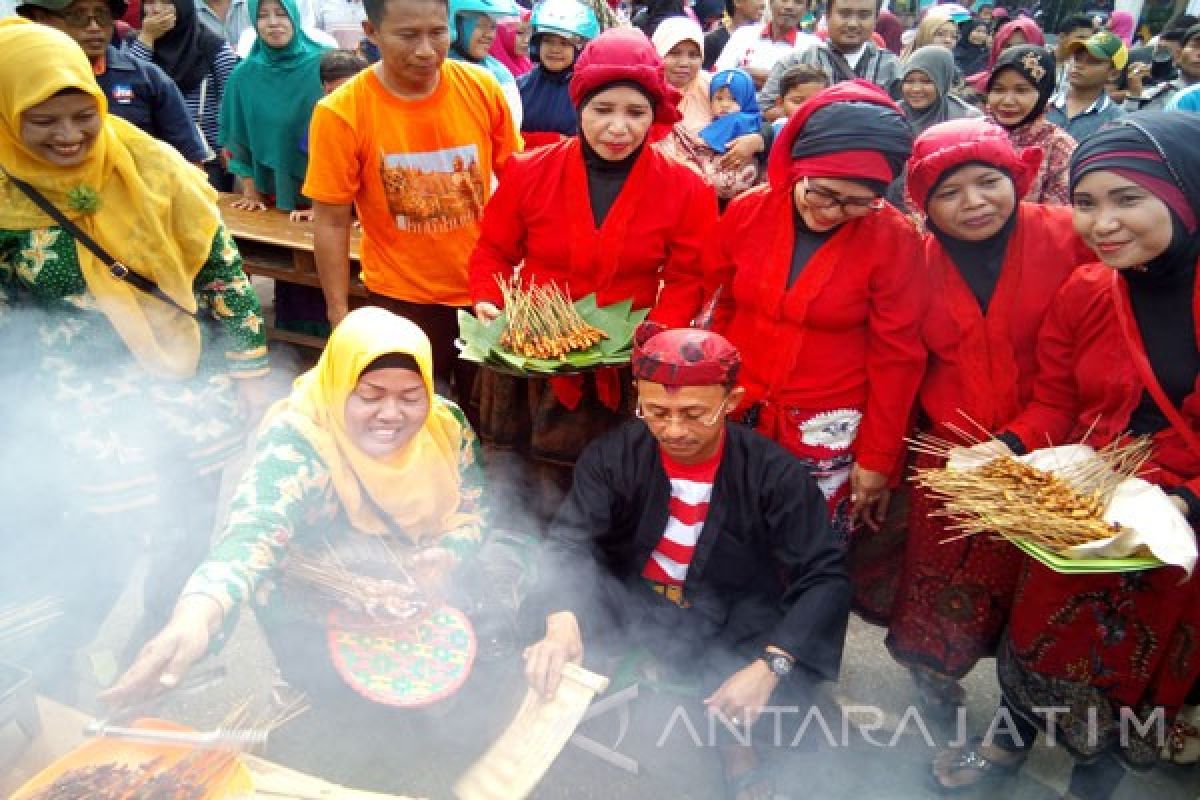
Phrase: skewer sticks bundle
[
  {"left": 495, "top": 274, "right": 607, "bottom": 360},
  {"left": 910, "top": 421, "right": 1154, "bottom": 553},
  {"left": 281, "top": 539, "right": 425, "bottom": 623},
  {"left": 0, "top": 597, "right": 62, "bottom": 644},
  {"left": 24, "top": 697, "right": 310, "bottom": 800}
]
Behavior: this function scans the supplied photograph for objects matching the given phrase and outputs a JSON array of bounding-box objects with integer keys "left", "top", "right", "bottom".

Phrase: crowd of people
[{"left": 4, "top": 0, "right": 1200, "bottom": 797}]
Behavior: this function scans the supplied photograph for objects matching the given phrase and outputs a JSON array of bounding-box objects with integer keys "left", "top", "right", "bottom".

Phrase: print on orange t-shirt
[
  {"left": 304, "top": 61, "right": 521, "bottom": 307},
  {"left": 381, "top": 145, "right": 486, "bottom": 234}
]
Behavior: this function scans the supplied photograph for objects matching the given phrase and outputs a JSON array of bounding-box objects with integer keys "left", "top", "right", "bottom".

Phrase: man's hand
[
  {"left": 100, "top": 594, "right": 222, "bottom": 707},
  {"left": 523, "top": 611, "right": 583, "bottom": 700},
  {"left": 849, "top": 464, "right": 890, "bottom": 531},
  {"left": 474, "top": 301, "right": 501, "bottom": 323},
  {"left": 1126, "top": 62, "right": 1150, "bottom": 98},
  {"left": 704, "top": 658, "right": 780, "bottom": 729}
]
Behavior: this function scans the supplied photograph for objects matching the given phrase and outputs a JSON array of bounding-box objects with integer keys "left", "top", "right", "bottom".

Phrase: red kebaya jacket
[
  {"left": 1006, "top": 261, "right": 1200, "bottom": 494},
  {"left": 469, "top": 137, "right": 718, "bottom": 327},
  {"left": 707, "top": 184, "right": 926, "bottom": 475},
  {"left": 919, "top": 204, "right": 1093, "bottom": 440}
]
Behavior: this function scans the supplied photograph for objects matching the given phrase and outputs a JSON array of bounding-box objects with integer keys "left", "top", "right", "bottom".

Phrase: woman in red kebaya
[
  {"left": 469, "top": 27, "right": 717, "bottom": 511},
  {"left": 884, "top": 118, "right": 1093, "bottom": 715},
  {"left": 707, "top": 81, "right": 924, "bottom": 545},
  {"left": 933, "top": 112, "right": 1200, "bottom": 798}
]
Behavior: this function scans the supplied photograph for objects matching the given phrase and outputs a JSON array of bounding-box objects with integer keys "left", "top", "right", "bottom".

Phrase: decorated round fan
[{"left": 326, "top": 605, "right": 476, "bottom": 708}]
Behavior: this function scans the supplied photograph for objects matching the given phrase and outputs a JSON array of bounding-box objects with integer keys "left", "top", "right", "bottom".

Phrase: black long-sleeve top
[{"left": 531, "top": 419, "right": 851, "bottom": 682}]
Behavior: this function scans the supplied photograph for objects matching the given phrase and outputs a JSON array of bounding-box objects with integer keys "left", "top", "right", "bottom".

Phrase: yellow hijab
[
  {"left": 265, "top": 307, "right": 475, "bottom": 541},
  {"left": 0, "top": 19, "right": 220, "bottom": 379}
]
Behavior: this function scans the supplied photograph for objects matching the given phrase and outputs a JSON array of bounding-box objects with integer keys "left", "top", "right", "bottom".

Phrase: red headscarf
[
  {"left": 875, "top": 9, "right": 904, "bottom": 54},
  {"left": 569, "top": 27, "right": 682, "bottom": 125},
  {"left": 906, "top": 118, "right": 1043, "bottom": 211},
  {"left": 490, "top": 13, "right": 533, "bottom": 78},
  {"left": 767, "top": 80, "right": 913, "bottom": 190}
]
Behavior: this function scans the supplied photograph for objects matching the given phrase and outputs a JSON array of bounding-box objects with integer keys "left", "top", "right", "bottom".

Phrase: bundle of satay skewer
[
  {"left": 910, "top": 425, "right": 1155, "bottom": 553},
  {"left": 22, "top": 697, "right": 309, "bottom": 800},
  {"left": 281, "top": 539, "right": 426, "bottom": 625},
  {"left": 0, "top": 596, "right": 62, "bottom": 645},
  {"left": 495, "top": 274, "right": 607, "bottom": 360}
]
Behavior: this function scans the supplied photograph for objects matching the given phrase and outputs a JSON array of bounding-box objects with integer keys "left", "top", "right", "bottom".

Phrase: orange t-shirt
[{"left": 303, "top": 61, "right": 522, "bottom": 307}]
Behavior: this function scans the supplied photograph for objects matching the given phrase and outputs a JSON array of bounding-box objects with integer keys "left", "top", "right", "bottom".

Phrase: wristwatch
[{"left": 760, "top": 649, "right": 794, "bottom": 678}]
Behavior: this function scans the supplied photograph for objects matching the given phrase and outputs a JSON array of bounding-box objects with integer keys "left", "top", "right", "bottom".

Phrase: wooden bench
[{"left": 217, "top": 193, "right": 367, "bottom": 349}]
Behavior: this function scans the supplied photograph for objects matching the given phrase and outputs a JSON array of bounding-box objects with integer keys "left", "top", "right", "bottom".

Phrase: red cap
[
  {"left": 906, "top": 118, "right": 1043, "bottom": 212},
  {"left": 631, "top": 323, "right": 741, "bottom": 387},
  {"left": 569, "top": 27, "right": 682, "bottom": 126}
]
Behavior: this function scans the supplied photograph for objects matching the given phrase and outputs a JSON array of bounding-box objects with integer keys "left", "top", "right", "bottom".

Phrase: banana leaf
[{"left": 456, "top": 294, "right": 646, "bottom": 376}]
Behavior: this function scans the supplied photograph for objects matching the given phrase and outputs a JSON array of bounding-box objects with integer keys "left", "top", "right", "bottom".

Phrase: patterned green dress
[
  {"left": 0, "top": 224, "right": 268, "bottom": 514},
  {"left": 181, "top": 398, "right": 485, "bottom": 632}
]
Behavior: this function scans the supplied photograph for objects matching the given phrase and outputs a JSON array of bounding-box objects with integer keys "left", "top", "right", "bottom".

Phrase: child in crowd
[
  {"left": 698, "top": 68, "right": 762, "bottom": 152},
  {"left": 771, "top": 64, "right": 829, "bottom": 132},
  {"left": 658, "top": 68, "right": 762, "bottom": 201},
  {"left": 292, "top": 50, "right": 369, "bottom": 222}
]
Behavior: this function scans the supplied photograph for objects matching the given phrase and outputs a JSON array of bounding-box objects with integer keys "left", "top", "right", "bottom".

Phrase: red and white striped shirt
[{"left": 642, "top": 439, "right": 725, "bottom": 587}]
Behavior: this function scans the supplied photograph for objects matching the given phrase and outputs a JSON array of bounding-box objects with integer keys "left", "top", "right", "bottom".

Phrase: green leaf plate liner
[{"left": 456, "top": 295, "right": 649, "bottom": 377}]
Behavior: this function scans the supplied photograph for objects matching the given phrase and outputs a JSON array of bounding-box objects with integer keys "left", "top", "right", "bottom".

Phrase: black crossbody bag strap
[{"left": 4, "top": 171, "right": 199, "bottom": 319}]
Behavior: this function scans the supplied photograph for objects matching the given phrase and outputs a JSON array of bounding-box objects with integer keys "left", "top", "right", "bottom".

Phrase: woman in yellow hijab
[
  {"left": 106, "top": 309, "right": 489, "bottom": 754},
  {"left": 0, "top": 18, "right": 269, "bottom": 696}
]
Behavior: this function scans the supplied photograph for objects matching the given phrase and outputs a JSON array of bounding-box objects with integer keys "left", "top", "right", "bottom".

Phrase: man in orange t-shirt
[{"left": 304, "top": 0, "right": 521, "bottom": 401}]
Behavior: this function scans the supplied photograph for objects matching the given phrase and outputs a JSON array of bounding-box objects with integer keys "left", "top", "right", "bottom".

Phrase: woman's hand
[
  {"left": 849, "top": 464, "right": 890, "bottom": 531},
  {"left": 231, "top": 185, "right": 268, "bottom": 212},
  {"left": 523, "top": 611, "right": 583, "bottom": 700},
  {"left": 474, "top": 301, "right": 501, "bottom": 323},
  {"left": 138, "top": 6, "right": 176, "bottom": 46},
  {"left": 718, "top": 134, "right": 764, "bottom": 171},
  {"left": 235, "top": 375, "right": 274, "bottom": 423},
  {"left": 406, "top": 546, "right": 457, "bottom": 606},
  {"left": 99, "top": 594, "right": 222, "bottom": 707}
]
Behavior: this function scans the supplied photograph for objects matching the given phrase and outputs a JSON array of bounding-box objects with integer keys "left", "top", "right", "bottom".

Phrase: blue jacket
[{"left": 96, "top": 45, "right": 209, "bottom": 163}]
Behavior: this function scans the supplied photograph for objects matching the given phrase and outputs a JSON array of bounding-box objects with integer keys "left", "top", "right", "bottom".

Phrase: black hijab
[
  {"left": 926, "top": 163, "right": 1018, "bottom": 312},
  {"left": 986, "top": 45, "right": 1055, "bottom": 129},
  {"left": 954, "top": 19, "right": 990, "bottom": 75},
  {"left": 1069, "top": 113, "right": 1200, "bottom": 428},
  {"left": 146, "top": 0, "right": 227, "bottom": 92},
  {"left": 578, "top": 79, "right": 652, "bottom": 227}
]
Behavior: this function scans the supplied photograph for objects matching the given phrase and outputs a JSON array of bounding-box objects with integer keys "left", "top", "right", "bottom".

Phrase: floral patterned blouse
[
  {"left": 1006, "top": 116, "right": 1078, "bottom": 207},
  {"left": 0, "top": 224, "right": 268, "bottom": 513},
  {"left": 181, "top": 399, "right": 486, "bottom": 623}
]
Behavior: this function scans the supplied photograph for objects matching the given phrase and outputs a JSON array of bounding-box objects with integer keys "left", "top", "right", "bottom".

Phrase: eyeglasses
[
  {"left": 57, "top": 6, "right": 114, "bottom": 26},
  {"left": 801, "top": 177, "right": 885, "bottom": 215},
  {"left": 635, "top": 394, "right": 731, "bottom": 428}
]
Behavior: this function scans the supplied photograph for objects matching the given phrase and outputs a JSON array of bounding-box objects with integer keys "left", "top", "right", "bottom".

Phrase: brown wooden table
[
  {"left": 2, "top": 697, "right": 420, "bottom": 799},
  {"left": 217, "top": 194, "right": 368, "bottom": 349}
]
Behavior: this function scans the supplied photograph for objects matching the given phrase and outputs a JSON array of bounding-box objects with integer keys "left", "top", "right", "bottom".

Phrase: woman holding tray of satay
[
  {"left": 705, "top": 81, "right": 925, "bottom": 549},
  {"left": 884, "top": 119, "right": 1095, "bottom": 717},
  {"left": 468, "top": 27, "right": 717, "bottom": 516},
  {"left": 931, "top": 112, "right": 1200, "bottom": 797},
  {"left": 105, "top": 308, "right": 514, "bottom": 789}
]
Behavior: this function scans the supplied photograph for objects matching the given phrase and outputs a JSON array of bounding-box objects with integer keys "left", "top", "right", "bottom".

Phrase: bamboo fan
[
  {"left": 910, "top": 422, "right": 1155, "bottom": 554},
  {"left": 496, "top": 274, "right": 608, "bottom": 360}
]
